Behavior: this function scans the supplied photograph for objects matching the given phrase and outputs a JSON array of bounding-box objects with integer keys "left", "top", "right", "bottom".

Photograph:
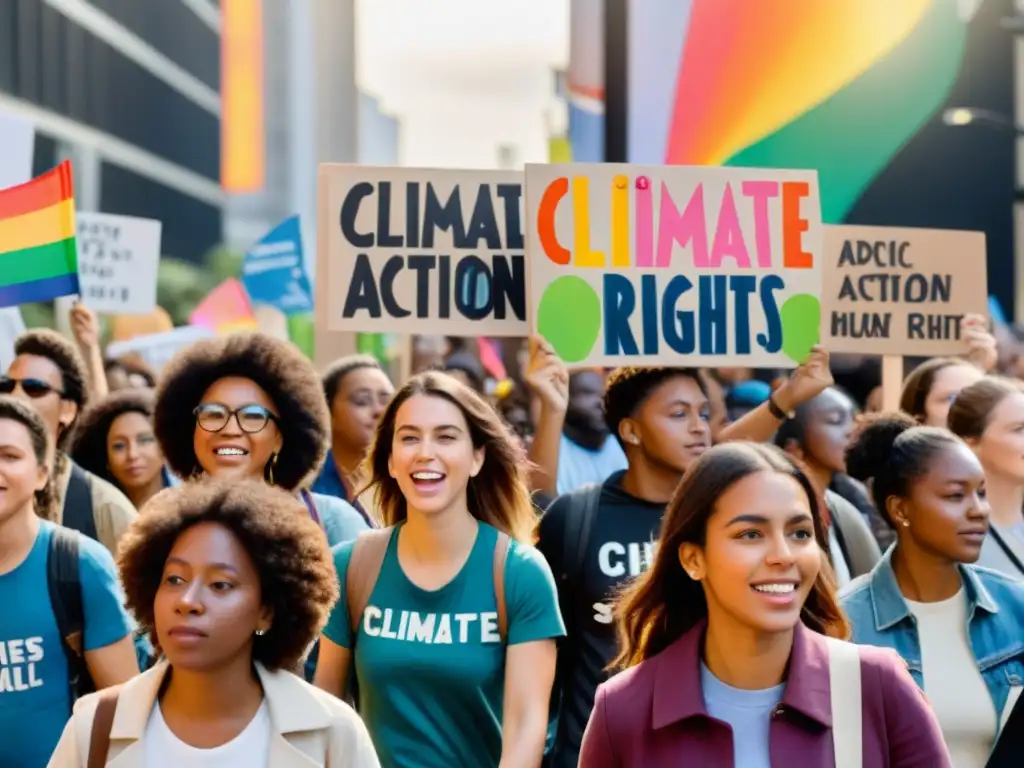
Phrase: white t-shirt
[
  {"left": 144, "top": 699, "right": 271, "bottom": 768},
  {"left": 906, "top": 589, "right": 996, "bottom": 768}
]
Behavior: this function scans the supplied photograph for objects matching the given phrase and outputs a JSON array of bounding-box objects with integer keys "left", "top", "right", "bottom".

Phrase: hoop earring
[{"left": 266, "top": 451, "right": 279, "bottom": 486}]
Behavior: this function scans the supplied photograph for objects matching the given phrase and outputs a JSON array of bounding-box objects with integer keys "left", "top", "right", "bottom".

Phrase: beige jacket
[{"left": 46, "top": 661, "right": 381, "bottom": 768}]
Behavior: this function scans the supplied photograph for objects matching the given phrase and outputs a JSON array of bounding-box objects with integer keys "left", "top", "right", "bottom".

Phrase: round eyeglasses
[{"left": 193, "top": 403, "right": 279, "bottom": 434}]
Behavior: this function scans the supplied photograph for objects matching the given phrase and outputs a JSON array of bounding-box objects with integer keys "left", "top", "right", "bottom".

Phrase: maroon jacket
[{"left": 579, "top": 620, "right": 951, "bottom": 767}]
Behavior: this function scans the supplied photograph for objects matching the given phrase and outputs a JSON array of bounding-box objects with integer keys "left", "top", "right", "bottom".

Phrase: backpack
[
  {"left": 61, "top": 463, "right": 97, "bottom": 542},
  {"left": 46, "top": 526, "right": 94, "bottom": 708},
  {"left": 47, "top": 527, "right": 156, "bottom": 709},
  {"left": 557, "top": 484, "right": 603, "bottom": 621},
  {"left": 346, "top": 527, "right": 513, "bottom": 642}
]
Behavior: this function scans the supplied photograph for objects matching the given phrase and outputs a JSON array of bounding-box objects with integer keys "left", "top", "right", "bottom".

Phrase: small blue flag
[{"left": 241, "top": 215, "right": 313, "bottom": 315}]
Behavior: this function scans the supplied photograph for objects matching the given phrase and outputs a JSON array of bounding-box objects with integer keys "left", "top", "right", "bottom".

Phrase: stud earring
[
  {"left": 255, "top": 628, "right": 267, "bottom": 637},
  {"left": 902, "top": 520, "right": 910, "bottom": 528},
  {"left": 631, "top": 436, "right": 640, "bottom": 445}
]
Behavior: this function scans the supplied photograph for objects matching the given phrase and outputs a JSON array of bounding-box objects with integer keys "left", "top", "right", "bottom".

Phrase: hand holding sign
[
  {"left": 68, "top": 302, "right": 100, "bottom": 349},
  {"left": 774, "top": 345, "right": 834, "bottom": 413},
  {"left": 526, "top": 335, "right": 569, "bottom": 414},
  {"left": 962, "top": 313, "right": 997, "bottom": 372}
]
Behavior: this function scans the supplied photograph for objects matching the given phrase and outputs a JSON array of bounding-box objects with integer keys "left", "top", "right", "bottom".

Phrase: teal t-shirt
[
  {"left": 323, "top": 521, "right": 565, "bottom": 768},
  {"left": 0, "top": 522, "right": 134, "bottom": 767}
]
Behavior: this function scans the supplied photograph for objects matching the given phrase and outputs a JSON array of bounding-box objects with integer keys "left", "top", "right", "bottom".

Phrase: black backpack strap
[
  {"left": 62, "top": 463, "right": 98, "bottom": 543},
  {"left": 47, "top": 526, "right": 93, "bottom": 707},
  {"left": 561, "top": 483, "right": 603, "bottom": 586}
]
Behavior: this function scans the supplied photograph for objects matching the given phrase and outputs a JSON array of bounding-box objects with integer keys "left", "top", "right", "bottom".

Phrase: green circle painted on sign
[
  {"left": 780, "top": 293, "right": 821, "bottom": 364},
  {"left": 537, "top": 276, "right": 601, "bottom": 364}
]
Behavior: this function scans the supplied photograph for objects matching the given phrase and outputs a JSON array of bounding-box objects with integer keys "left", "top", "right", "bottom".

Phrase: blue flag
[{"left": 242, "top": 216, "right": 313, "bottom": 315}]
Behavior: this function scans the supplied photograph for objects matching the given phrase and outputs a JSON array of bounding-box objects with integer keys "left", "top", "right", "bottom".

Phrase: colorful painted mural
[{"left": 568, "top": 0, "right": 972, "bottom": 224}]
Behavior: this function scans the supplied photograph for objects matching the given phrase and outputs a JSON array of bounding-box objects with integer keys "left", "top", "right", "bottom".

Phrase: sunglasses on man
[{"left": 0, "top": 376, "right": 64, "bottom": 399}]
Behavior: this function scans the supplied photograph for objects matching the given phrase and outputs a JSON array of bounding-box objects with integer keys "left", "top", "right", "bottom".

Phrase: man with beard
[{"left": 535, "top": 352, "right": 834, "bottom": 768}]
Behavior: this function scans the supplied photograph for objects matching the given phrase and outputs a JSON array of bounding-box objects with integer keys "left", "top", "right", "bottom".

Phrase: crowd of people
[{"left": 1, "top": 302, "right": 1023, "bottom": 767}]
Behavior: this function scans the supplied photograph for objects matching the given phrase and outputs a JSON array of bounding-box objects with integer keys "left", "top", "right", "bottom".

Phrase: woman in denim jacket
[{"left": 841, "top": 413, "right": 1024, "bottom": 767}]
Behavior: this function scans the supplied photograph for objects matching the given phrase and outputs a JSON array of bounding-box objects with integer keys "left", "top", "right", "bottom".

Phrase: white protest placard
[
  {"left": 525, "top": 162, "right": 824, "bottom": 367},
  {"left": 76, "top": 212, "right": 162, "bottom": 314},
  {"left": 104, "top": 326, "right": 214, "bottom": 374},
  {"left": 0, "top": 112, "right": 34, "bottom": 190},
  {"left": 0, "top": 307, "right": 26, "bottom": 369},
  {"left": 318, "top": 165, "right": 527, "bottom": 335}
]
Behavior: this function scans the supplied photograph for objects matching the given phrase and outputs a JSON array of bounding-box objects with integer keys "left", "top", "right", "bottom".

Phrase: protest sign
[
  {"left": 242, "top": 215, "right": 313, "bottom": 315},
  {"left": 76, "top": 212, "right": 161, "bottom": 314},
  {"left": 0, "top": 307, "right": 26, "bottom": 369},
  {"left": 525, "top": 163, "right": 824, "bottom": 367},
  {"left": 318, "top": 165, "right": 527, "bottom": 335},
  {"left": 105, "top": 326, "right": 214, "bottom": 374},
  {"left": 822, "top": 225, "right": 988, "bottom": 357},
  {"left": 0, "top": 112, "right": 33, "bottom": 190}
]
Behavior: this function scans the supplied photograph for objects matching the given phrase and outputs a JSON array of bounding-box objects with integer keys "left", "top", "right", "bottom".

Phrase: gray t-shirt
[{"left": 701, "top": 662, "right": 784, "bottom": 768}]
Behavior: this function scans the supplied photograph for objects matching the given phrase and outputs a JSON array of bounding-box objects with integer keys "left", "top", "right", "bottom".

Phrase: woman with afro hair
[
  {"left": 69, "top": 388, "right": 172, "bottom": 510},
  {"left": 46, "top": 478, "right": 380, "bottom": 768},
  {"left": 152, "top": 332, "right": 367, "bottom": 546}
]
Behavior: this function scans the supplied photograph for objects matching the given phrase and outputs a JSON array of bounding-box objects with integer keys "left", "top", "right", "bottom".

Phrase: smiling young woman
[
  {"left": 314, "top": 371, "right": 565, "bottom": 768},
  {"left": 153, "top": 333, "right": 369, "bottom": 550},
  {"left": 842, "top": 413, "right": 1024, "bottom": 767},
  {"left": 45, "top": 478, "right": 379, "bottom": 768},
  {"left": 578, "top": 441, "right": 950, "bottom": 768}
]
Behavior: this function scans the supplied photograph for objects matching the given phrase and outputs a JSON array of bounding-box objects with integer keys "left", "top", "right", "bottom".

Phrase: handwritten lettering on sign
[
  {"left": 75, "top": 213, "right": 162, "bottom": 315},
  {"left": 822, "top": 226, "right": 987, "bottom": 357},
  {"left": 319, "top": 166, "right": 527, "bottom": 335}
]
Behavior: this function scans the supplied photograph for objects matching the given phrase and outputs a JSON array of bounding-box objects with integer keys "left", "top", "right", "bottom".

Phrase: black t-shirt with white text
[{"left": 537, "top": 471, "right": 666, "bottom": 768}]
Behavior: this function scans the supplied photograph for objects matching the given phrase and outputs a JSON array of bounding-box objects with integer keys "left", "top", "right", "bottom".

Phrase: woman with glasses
[{"left": 153, "top": 333, "right": 368, "bottom": 547}]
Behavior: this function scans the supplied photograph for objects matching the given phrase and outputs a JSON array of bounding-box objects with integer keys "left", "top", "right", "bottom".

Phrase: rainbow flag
[{"left": 0, "top": 161, "right": 79, "bottom": 308}]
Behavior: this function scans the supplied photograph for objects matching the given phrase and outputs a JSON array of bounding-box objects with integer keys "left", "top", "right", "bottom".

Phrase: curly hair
[
  {"left": 321, "top": 354, "right": 382, "bottom": 409},
  {"left": 153, "top": 333, "right": 329, "bottom": 490},
  {"left": 14, "top": 329, "right": 89, "bottom": 449},
  {"left": 0, "top": 395, "right": 52, "bottom": 512},
  {"left": 69, "top": 388, "right": 157, "bottom": 487},
  {"left": 603, "top": 366, "right": 706, "bottom": 447},
  {"left": 116, "top": 478, "right": 339, "bottom": 671}
]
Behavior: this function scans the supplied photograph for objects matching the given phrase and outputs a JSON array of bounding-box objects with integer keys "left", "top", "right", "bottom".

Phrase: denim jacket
[{"left": 840, "top": 547, "right": 1024, "bottom": 728}]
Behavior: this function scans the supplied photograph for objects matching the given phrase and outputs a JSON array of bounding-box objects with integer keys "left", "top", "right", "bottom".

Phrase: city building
[{"left": 0, "top": 0, "right": 224, "bottom": 265}]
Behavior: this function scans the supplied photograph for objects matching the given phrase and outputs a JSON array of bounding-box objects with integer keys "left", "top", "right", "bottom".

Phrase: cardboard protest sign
[
  {"left": 0, "top": 112, "right": 33, "bottom": 190},
  {"left": 525, "top": 163, "right": 824, "bottom": 367},
  {"left": 242, "top": 215, "right": 313, "bottom": 315},
  {"left": 105, "top": 326, "right": 214, "bottom": 374},
  {"left": 0, "top": 306, "right": 26, "bottom": 370},
  {"left": 318, "top": 166, "right": 527, "bottom": 335},
  {"left": 76, "top": 212, "right": 162, "bottom": 314},
  {"left": 822, "top": 226, "right": 988, "bottom": 356}
]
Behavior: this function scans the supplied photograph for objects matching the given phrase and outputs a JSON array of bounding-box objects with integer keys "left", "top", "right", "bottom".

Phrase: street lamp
[{"left": 942, "top": 107, "right": 1018, "bottom": 131}]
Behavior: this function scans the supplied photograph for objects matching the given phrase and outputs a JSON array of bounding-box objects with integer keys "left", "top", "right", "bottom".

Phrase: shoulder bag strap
[
  {"left": 493, "top": 532, "right": 512, "bottom": 643},
  {"left": 64, "top": 463, "right": 98, "bottom": 542},
  {"left": 47, "top": 526, "right": 91, "bottom": 706},
  {"left": 346, "top": 528, "right": 394, "bottom": 639},
  {"left": 87, "top": 685, "right": 121, "bottom": 768},
  {"left": 301, "top": 489, "right": 322, "bottom": 525},
  {"left": 826, "top": 637, "right": 863, "bottom": 768},
  {"left": 989, "top": 525, "right": 1024, "bottom": 577}
]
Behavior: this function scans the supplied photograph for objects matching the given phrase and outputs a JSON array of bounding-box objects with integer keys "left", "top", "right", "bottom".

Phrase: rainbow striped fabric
[{"left": 0, "top": 161, "right": 79, "bottom": 308}]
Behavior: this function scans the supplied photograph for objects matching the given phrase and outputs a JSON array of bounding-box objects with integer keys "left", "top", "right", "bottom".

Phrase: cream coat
[{"left": 46, "top": 661, "right": 380, "bottom": 768}]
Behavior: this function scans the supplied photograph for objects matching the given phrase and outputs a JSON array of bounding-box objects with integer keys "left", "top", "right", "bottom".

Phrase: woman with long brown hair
[
  {"left": 314, "top": 371, "right": 564, "bottom": 768},
  {"left": 579, "top": 442, "right": 949, "bottom": 767}
]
